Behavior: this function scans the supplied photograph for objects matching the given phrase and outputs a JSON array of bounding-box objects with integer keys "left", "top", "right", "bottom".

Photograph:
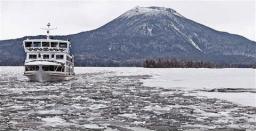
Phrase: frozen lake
[
  {"left": 0, "top": 67, "right": 255, "bottom": 130},
  {"left": 75, "top": 67, "right": 256, "bottom": 107}
]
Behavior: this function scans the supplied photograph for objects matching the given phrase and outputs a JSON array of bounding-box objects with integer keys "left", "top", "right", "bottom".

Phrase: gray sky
[{"left": 0, "top": 0, "right": 255, "bottom": 41}]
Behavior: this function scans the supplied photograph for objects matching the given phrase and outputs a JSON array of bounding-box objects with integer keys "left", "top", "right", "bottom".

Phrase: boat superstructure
[{"left": 23, "top": 23, "right": 75, "bottom": 82}]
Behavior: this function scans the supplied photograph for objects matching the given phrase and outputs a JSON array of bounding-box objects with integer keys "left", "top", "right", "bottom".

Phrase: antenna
[{"left": 41, "top": 22, "right": 57, "bottom": 39}]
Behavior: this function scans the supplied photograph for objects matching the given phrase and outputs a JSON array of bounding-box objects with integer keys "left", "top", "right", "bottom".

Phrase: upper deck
[{"left": 23, "top": 39, "right": 71, "bottom": 53}]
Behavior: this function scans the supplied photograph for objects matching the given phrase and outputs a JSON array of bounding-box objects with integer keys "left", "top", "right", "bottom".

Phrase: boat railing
[
  {"left": 25, "top": 59, "right": 65, "bottom": 65},
  {"left": 26, "top": 47, "right": 68, "bottom": 52}
]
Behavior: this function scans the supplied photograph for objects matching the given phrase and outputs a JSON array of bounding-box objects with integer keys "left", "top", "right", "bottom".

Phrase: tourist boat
[{"left": 23, "top": 23, "right": 75, "bottom": 82}]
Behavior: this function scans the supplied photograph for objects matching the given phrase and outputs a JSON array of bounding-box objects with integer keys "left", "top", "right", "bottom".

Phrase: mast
[{"left": 41, "top": 23, "right": 56, "bottom": 39}]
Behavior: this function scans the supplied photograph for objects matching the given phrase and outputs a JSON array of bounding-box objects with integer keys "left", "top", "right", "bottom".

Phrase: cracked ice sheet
[
  {"left": 1, "top": 66, "right": 255, "bottom": 107},
  {"left": 0, "top": 66, "right": 255, "bottom": 130},
  {"left": 74, "top": 67, "right": 256, "bottom": 107}
]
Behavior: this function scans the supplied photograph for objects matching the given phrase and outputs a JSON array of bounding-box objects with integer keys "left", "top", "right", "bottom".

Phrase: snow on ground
[{"left": 121, "top": 6, "right": 183, "bottom": 19}]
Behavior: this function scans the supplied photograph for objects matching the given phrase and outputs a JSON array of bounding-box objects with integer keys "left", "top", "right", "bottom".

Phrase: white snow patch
[
  {"left": 37, "top": 109, "right": 64, "bottom": 115},
  {"left": 71, "top": 104, "right": 86, "bottom": 109},
  {"left": 10, "top": 105, "right": 24, "bottom": 110},
  {"left": 147, "top": 27, "right": 152, "bottom": 36},
  {"left": 140, "top": 68, "right": 255, "bottom": 91},
  {"left": 42, "top": 116, "right": 67, "bottom": 127},
  {"left": 121, "top": 6, "right": 183, "bottom": 18},
  {"left": 143, "top": 105, "right": 171, "bottom": 113},
  {"left": 188, "top": 37, "right": 202, "bottom": 51},
  {"left": 170, "top": 23, "right": 180, "bottom": 31},
  {"left": 83, "top": 124, "right": 105, "bottom": 129},
  {"left": 183, "top": 124, "right": 216, "bottom": 129},
  {"left": 105, "top": 128, "right": 119, "bottom": 131},
  {"left": 125, "top": 126, "right": 154, "bottom": 131},
  {"left": 193, "top": 109, "right": 221, "bottom": 117},
  {"left": 118, "top": 113, "right": 138, "bottom": 119},
  {"left": 160, "top": 91, "right": 174, "bottom": 96},
  {"left": 196, "top": 92, "right": 256, "bottom": 107},
  {"left": 170, "top": 23, "right": 202, "bottom": 51},
  {"left": 88, "top": 104, "right": 107, "bottom": 110}
]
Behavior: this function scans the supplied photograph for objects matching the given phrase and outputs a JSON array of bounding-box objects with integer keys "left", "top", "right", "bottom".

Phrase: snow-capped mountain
[{"left": 0, "top": 6, "right": 256, "bottom": 66}]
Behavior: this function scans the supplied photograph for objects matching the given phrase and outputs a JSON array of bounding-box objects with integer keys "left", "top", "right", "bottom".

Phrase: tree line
[{"left": 143, "top": 58, "right": 256, "bottom": 68}]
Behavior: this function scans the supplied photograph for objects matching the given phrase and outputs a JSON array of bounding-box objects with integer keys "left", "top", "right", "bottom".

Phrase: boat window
[
  {"left": 59, "top": 42, "right": 67, "bottom": 48},
  {"left": 66, "top": 56, "right": 72, "bottom": 61},
  {"left": 42, "top": 65, "right": 56, "bottom": 71},
  {"left": 33, "top": 42, "right": 41, "bottom": 47},
  {"left": 25, "top": 42, "right": 32, "bottom": 47},
  {"left": 51, "top": 42, "right": 58, "bottom": 47},
  {"left": 56, "top": 66, "right": 64, "bottom": 72},
  {"left": 42, "top": 65, "right": 64, "bottom": 72},
  {"left": 25, "top": 65, "right": 39, "bottom": 71},
  {"left": 56, "top": 55, "right": 64, "bottom": 59},
  {"left": 43, "top": 54, "right": 49, "bottom": 59},
  {"left": 42, "top": 42, "right": 50, "bottom": 47},
  {"left": 51, "top": 54, "right": 54, "bottom": 58},
  {"left": 29, "top": 54, "right": 37, "bottom": 59}
]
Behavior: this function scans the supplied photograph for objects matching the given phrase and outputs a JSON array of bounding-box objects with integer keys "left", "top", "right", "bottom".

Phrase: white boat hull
[{"left": 24, "top": 71, "right": 74, "bottom": 82}]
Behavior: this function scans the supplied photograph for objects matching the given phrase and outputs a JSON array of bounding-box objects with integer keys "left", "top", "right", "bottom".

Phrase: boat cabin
[
  {"left": 23, "top": 39, "right": 74, "bottom": 75},
  {"left": 23, "top": 23, "right": 75, "bottom": 82}
]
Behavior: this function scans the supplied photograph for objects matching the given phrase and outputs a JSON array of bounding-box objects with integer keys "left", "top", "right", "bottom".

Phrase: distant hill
[{"left": 0, "top": 6, "right": 256, "bottom": 66}]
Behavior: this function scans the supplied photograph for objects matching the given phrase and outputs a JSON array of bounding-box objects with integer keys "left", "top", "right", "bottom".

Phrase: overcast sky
[{"left": 0, "top": 0, "right": 255, "bottom": 41}]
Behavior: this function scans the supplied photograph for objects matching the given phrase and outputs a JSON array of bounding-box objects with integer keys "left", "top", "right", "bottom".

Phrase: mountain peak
[
  {"left": 1, "top": 6, "right": 256, "bottom": 66},
  {"left": 121, "top": 6, "right": 183, "bottom": 18}
]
